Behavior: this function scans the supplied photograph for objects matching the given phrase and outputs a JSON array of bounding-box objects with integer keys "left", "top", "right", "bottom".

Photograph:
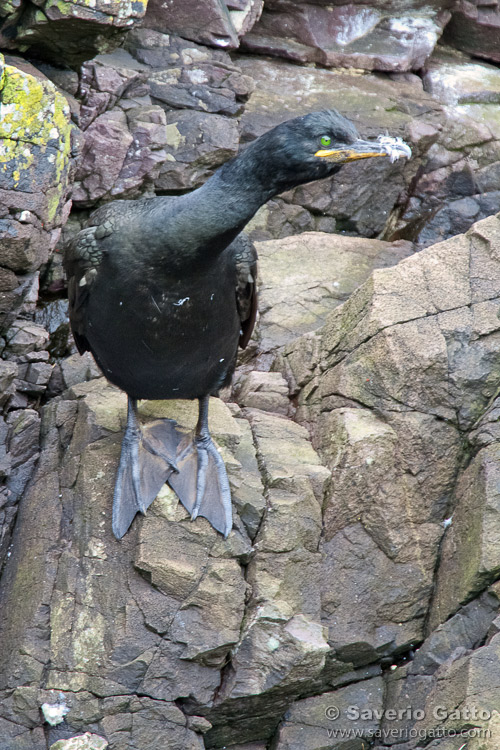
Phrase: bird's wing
[
  {"left": 233, "top": 233, "right": 258, "bottom": 349},
  {"left": 63, "top": 208, "right": 117, "bottom": 354}
]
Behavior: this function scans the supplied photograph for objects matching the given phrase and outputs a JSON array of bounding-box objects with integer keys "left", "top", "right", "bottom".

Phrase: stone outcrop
[
  {"left": 5, "top": 2, "right": 500, "bottom": 749},
  {"left": 242, "top": 1, "right": 454, "bottom": 72},
  {"left": 0, "top": 0, "right": 147, "bottom": 66},
  {"left": 0, "top": 54, "right": 79, "bottom": 330},
  {"left": 4, "top": 213, "right": 500, "bottom": 748},
  {"left": 71, "top": 35, "right": 254, "bottom": 201},
  {"left": 273, "top": 213, "right": 500, "bottom": 746},
  {"left": 0, "top": 378, "right": 328, "bottom": 748},
  {"left": 72, "top": 50, "right": 168, "bottom": 206},
  {"left": 22, "top": 17, "right": 500, "bottom": 248},
  {"left": 251, "top": 232, "right": 414, "bottom": 362},
  {"left": 43, "top": 29, "right": 467, "bottom": 243},
  {"left": 445, "top": 0, "right": 500, "bottom": 65},
  {"left": 143, "top": 0, "right": 263, "bottom": 50},
  {"left": 0, "top": 54, "right": 79, "bottom": 558},
  {"left": 391, "top": 46, "right": 500, "bottom": 247}
]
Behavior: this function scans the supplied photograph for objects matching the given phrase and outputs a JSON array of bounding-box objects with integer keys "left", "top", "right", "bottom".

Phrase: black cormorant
[{"left": 65, "top": 109, "right": 411, "bottom": 539}]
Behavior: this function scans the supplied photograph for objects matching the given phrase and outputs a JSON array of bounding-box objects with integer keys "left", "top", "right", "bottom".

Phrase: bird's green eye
[{"left": 320, "top": 135, "right": 332, "bottom": 147}]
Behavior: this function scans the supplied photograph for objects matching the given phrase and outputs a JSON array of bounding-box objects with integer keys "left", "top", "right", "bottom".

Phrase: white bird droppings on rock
[{"left": 41, "top": 698, "right": 69, "bottom": 725}]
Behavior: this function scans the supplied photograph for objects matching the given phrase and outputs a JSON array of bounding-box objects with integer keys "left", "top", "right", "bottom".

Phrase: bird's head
[{"left": 245, "top": 109, "right": 411, "bottom": 194}]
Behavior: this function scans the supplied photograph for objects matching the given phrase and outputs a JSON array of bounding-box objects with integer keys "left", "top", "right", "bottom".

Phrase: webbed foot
[
  {"left": 112, "top": 398, "right": 180, "bottom": 539},
  {"left": 167, "top": 396, "right": 233, "bottom": 538}
]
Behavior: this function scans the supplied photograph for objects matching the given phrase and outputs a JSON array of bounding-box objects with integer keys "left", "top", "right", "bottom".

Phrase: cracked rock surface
[
  {"left": 3, "top": 216, "right": 500, "bottom": 748},
  {"left": 4, "top": 2, "right": 500, "bottom": 748}
]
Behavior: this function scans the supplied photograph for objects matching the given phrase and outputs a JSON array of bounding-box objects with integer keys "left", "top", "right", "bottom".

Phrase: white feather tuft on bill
[{"left": 377, "top": 135, "right": 412, "bottom": 163}]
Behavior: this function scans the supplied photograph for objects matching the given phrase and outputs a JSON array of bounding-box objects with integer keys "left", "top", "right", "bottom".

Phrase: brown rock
[
  {"left": 144, "top": 0, "right": 239, "bottom": 49},
  {"left": 73, "top": 106, "right": 168, "bottom": 206},
  {"left": 245, "top": 198, "right": 326, "bottom": 242},
  {"left": 200, "top": 407, "right": 331, "bottom": 744},
  {"left": 322, "top": 522, "right": 438, "bottom": 664},
  {"left": 0, "top": 369, "right": 347, "bottom": 747},
  {"left": 228, "top": 0, "right": 263, "bottom": 38},
  {"left": 221, "top": 607, "right": 329, "bottom": 697},
  {"left": 0, "top": 419, "right": 10, "bottom": 481},
  {"left": 0, "top": 0, "right": 148, "bottom": 66},
  {"left": 15, "top": 360, "right": 53, "bottom": 395},
  {"left": 234, "top": 371, "right": 290, "bottom": 415},
  {"left": 67, "top": 51, "right": 170, "bottom": 206},
  {"left": 73, "top": 110, "right": 132, "bottom": 203},
  {"left": 272, "top": 677, "right": 384, "bottom": 750},
  {"left": 125, "top": 27, "right": 232, "bottom": 68},
  {"left": 60, "top": 352, "right": 102, "bottom": 390},
  {"left": 157, "top": 109, "right": 240, "bottom": 192},
  {"left": 124, "top": 30, "right": 255, "bottom": 118},
  {"left": 423, "top": 48, "right": 500, "bottom": 106},
  {"left": 413, "top": 589, "right": 500, "bottom": 676},
  {"left": 246, "top": 408, "right": 330, "bottom": 503},
  {"left": 445, "top": 1, "right": 500, "bottom": 65},
  {"left": 281, "top": 213, "right": 500, "bottom": 667},
  {"left": 383, "top": 596, "right": 500, "bottom": 749},
  {"left": 143, "top": 0, "right": 263, "bottom": 50},
  {"left": 0, "top": 361, "right": 17, "bottom": 409},
  {"left": 4, "top": 322, "right": 49, "bottom": 356},
  {"left": 253, "top": 232, "right": 414, "bottom": 356},
  {"left": 79, "top": 54, "right": 149, "bottom": 131},
  {"left": 242, "top": 2, "right": 452, "bottom": 72},
  {"left": 429, "top": 443, "right": 500, "bottom": 630},
  {"left": 392, "top": 47, "right": 500, "bottom": 247},
  {"left": 148, "top": 62, "right": 253, "bottom": 117}
]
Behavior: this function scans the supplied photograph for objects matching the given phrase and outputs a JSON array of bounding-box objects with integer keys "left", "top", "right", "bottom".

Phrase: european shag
[{"left": 65, "top": 109, "right": 411, "bottom": 539}]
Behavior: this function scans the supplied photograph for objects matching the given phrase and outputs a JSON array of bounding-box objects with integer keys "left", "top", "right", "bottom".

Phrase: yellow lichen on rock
[{"left": 0, "top": 60, "right": 74, "bottom": 220}]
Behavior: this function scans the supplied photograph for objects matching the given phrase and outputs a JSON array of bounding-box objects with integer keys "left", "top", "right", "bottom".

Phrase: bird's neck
[
  {"left": 159, "top": 140, "right": 302, "bottom": 265},
  {"left": 191, "top": 147, "right": 281, "bottom": 236}
]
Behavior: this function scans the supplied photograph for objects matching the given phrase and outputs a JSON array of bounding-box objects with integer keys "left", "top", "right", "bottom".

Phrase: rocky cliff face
[{"left": 2, "top": 2, "right": 500, "bottom": 750}]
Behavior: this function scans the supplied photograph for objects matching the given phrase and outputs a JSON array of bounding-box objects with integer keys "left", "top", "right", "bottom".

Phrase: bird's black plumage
[{"left": 65, "top": 109, "right": 409, "bottom": 539}]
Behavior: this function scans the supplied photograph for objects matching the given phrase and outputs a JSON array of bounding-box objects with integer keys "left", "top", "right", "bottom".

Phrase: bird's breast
[{"left": 84, "top": 256, "right": 241, "bottom": 401}]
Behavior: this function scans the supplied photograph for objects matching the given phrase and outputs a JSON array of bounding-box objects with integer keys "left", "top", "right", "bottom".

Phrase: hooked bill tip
[{"left": 377, "top": 135, "right": 412, "bottom": 163}]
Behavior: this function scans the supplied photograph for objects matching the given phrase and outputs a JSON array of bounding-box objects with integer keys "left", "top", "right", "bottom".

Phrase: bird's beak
[{"left": 315, "top": 136, "right": 412, "bottom": 164}]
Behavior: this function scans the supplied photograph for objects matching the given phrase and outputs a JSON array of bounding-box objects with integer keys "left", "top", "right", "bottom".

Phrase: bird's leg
[
  {"left": 192, "top": 395, "right": 211, "bottom": 517},
  {"left": 113, "top": 397, "right": 143, "bottom": 538},
  {"left": 192, "top": 397, "right": 233, "bottom": 535},
  {"left": 112, "top": 396, "right": 180, "bottom": 539},
  {"left": 119, "top": 396, "right": 142, "bottom": 507},
  {"left": 191, "top": 396, "right": 232, "bottom": 527}
]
